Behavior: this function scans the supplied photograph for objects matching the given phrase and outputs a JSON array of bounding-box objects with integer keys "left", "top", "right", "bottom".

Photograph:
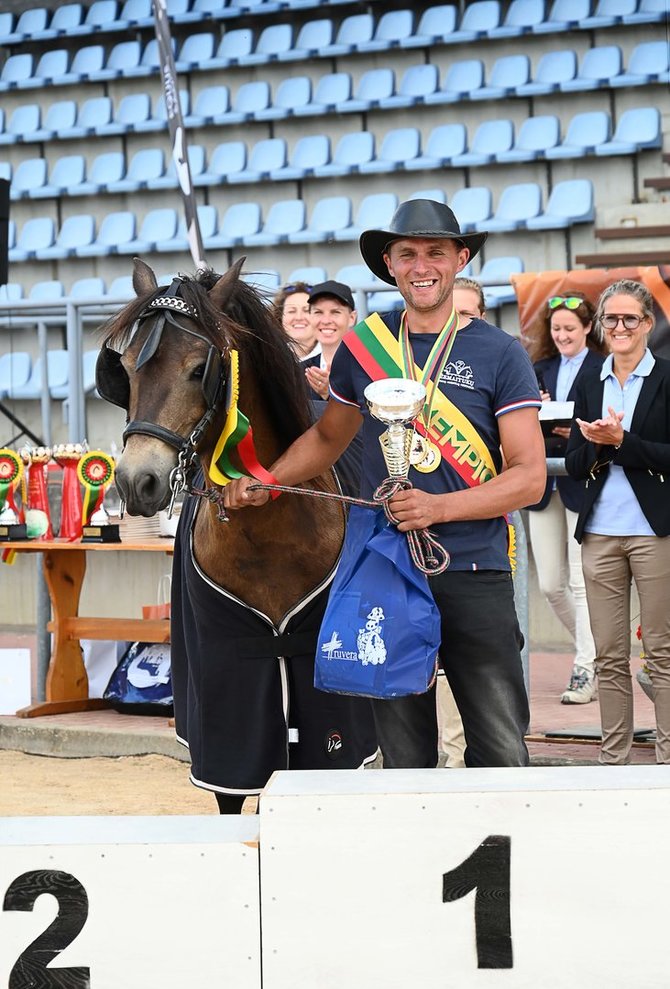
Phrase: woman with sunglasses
[
  {"left": 566, "top": 280, "right": 670, "bottom": 764},
  {"left": 273, "top": 282, "right": 320, "bottom": 359},
  {"left": 527, "top": 292, "right": 606, "bottom": 704}
]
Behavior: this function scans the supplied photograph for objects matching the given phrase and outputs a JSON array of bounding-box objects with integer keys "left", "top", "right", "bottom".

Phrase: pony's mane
[{"left": 102, "top": 268, "right": 313, "bottom": 447}]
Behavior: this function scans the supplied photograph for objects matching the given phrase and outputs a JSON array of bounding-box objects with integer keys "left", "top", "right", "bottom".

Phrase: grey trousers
[{"left": 582, "top": 533, "right": 670, "bottom": 765}]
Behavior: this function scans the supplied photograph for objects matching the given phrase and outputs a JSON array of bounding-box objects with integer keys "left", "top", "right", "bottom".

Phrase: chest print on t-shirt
[{"left": 439, "top": 360, "right": 475, "bottom": 390}]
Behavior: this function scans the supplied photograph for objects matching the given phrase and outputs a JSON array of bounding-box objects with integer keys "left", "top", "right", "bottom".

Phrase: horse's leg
[{"left": 215, "top": 792, "right": 246, "bottom": 815}]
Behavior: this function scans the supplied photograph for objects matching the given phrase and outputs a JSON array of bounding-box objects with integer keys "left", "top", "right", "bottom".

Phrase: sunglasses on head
[
  {"left": 283, "top": 284, "right": 313, "bottom": 294},
  {"left": 548, "top": 296, "right": 584, "bottom": 311}
]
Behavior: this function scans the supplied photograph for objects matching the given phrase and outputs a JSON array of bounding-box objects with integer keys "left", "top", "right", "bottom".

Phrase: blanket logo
[{"left": 440, "top": 359, "right": 475, "bottom": 390}]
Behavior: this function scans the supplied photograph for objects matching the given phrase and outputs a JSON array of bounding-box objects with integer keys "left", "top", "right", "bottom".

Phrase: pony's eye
[{"left": 190, "top": 363, "right": 206, "bottom": 381}]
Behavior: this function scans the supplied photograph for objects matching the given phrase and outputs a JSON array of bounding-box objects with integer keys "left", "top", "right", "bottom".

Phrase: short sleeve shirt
[{"left": 329, "top": 311, "right": 541, "bottom": 570}]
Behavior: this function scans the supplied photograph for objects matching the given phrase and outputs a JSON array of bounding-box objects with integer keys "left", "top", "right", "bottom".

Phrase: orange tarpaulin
[{"left": 512, "top": 265, "right": 670, "bottom": 359}]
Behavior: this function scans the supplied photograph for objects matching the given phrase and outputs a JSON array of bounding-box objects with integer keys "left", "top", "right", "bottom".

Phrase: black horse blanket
[{"left": 170, "top": 493, "right": 378, "bottom": 795}]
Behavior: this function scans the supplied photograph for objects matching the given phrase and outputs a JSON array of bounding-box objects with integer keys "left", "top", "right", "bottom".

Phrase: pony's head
[{"left": 97, "top": 258, "right": 311, "bottom": 517}]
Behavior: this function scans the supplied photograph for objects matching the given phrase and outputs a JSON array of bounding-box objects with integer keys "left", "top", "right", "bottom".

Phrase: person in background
[
  {"left": 453, "top": 276, "right": 487, "bottom": 323},
  {"left": 302, "top": 281, "right": 357, "bottom": 400},
  {"left": 566, "top": 279, "right": 670, "bottom": 764},
  {"left": 273, "top": 281, "right": 320, "bottom": 359},
  {"left": 526, "top": 293, "right": 606, "bottom": 704}
]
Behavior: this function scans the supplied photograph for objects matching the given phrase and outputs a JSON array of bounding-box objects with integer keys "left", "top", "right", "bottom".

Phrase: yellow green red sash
[{"left": 343, "top": 314, "right": 498, "bottom": 487}]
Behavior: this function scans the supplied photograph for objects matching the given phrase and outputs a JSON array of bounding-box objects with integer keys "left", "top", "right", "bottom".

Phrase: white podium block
[
  {"left": 0, "top": 816, "right": 260, "bottom": 989},
  {"left": 260, "top": 767, "right": 670, "bottom": 989}
]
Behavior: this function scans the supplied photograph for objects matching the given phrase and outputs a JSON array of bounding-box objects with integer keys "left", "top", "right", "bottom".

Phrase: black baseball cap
[{"left": 308, "top": 280, "right": 355, "bottom": 310}]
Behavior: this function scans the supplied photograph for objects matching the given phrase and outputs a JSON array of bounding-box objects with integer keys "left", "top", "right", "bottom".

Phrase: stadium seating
[
  {"left": 516, "top": 50, "right": 577, "bottom": 95},
  {"left": 31, "top": 154, "right": 87, "bottom": 198},
  {"left": 379, "top": 64, "right": 439, "bottom": 109},
  {"left": 0, "top": 104, "right": 41, "bottom": 145},
  {"left": 341, "top": 69, "right": 396, "bottom": 113},
  {"left": 496, "top": 116, "right": 561, "bottom": 162},
  {"left": 256, "top": 76, "right": 312, "bottom": 120},
  {"left": 490, "top": 0, "right": 545, "bottom": 35},
  {"left": 0, "top": 353, "right": 32, "bottom": 398},
  {"left": 472, "top": 54, "right": 531, "bottom": 99},
  {"left": 293, "top": 73, "right": 352, "bottom": 116},
  {"left": 9, "top": 217, "right": 55, "bottom": 260},
  {"left": 483, "top": 183, "right": 543, "bottom": 232},
  {"left": 37, "top": 214, "right": 96, "bottom": 260},
  {"left": 404, "top": 124, "right": 468, "bottom": 169},
  {"left": 206, "top": 202, "right": 262, "bottom": 249},
  {"left": 227, "top": 138, "right": 288, "bottom": 183},
  {"left": 246, "top": 199, "right": 307, "bottom": 246},
  {"left": 271, "top": 135, "right": 331, "bottom": 180},
  {"left": 595, "top": 107, "right": 662, "bottom": 155},
  {"left": 288, "top": 196, "right": 353, "bottom": 244},
  {"left": 313, "top": 131, "right": 375, "bottom": 177},
  {"left": 7, "top": 350, "right": 69, "bottom": 400},
  {"left": 545, "top": 111, "right": 611, "bottom": 158},
  {"left": 358, "top": 127, "right": 421, "bottom": 173},
  {"left": 451, "top": 120, "right": 514, "bottom": 166},
  {"left": 76, "top": 211, "right": 136, "bottom": 257},
  {"left": 611, "top": 41, "right": 670, "bottom": 87},
  {"left": 424, "top": 60, "right": 485, "bottom": 103},
  {"left": 401, "top": 4, "right": 458, "bottom": 46},
  {"left": 525, "top": 179, "right": 595, "bottom": 229},
  {"left": 184, "top": 86, "right": 231, "bottom": 127},
  {"left": 196, "top": 141, "right": 247, "bottom": 184},
  {"left": 560, "top": 46, "right": 623, "bottom": 92},
  {"left": 156, "top": 204, "right": 219, "bottom": 253},
  {"left": 333, "top": 193, "right": 399, "bottom": 242}
]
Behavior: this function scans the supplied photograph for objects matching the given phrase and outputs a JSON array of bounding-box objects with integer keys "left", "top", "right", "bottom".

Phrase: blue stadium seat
[
  {"left": 293, "top": 73, "right": 352, "bottom": 116},
  {"left": 8, "top": 350, "right": 69, "bottom": 401},
  {"left": 482, "top": 183, "right": 543, "bottom": 232},
  {"left": 356, "top": 9, "right": 413, "bottom": 52},
  {"left": 322, "top": 14, "right": 374, "bottom": 56},
  {"left": 491, "top": 0, "right": 545, "bottom": 34},
  {"left": 184, "top": 86, "right": 231, "bottom": 127},
  {"left": 206, "top": 202, "right": 262, "bottom": 249},
  {"left": 52, "top": 349, "right": 101, "bottom": 400},
  {"left": 135, "top": 38, "right": 172, "bottom": 77},
  {"left": 116, "top": 0, "right": 151, "bottom": 25},
  {"left": 106, "top": 148, "right": 166, "bottom": 193},
  {"left": 525, "top": 179, "right": 594, "bottom": 229},
  {"left": 279, "top": 18, "right": 334, "bottom": 61},
  {"left": 450, "top": 187, "right": 493, "bottom": 231},
  {"left": 156, "top": 204, "right": 219, "bottom": 253},
  {"left": 545, "top": 110, "right": 611, "bottom": 158},
  {"left": 239, "top": 23, "right": 293, "bottom": 65},
  {"left": 12, "top": 7, "right": 50, "bottom": 40},
  {"left": 471, "top": 54, "right": 531, "bottom": 99},
  {"left": 230, "top": 0, "right": 280, "bottom": 13},
  {"left": 407, "top": 188, "right": 448, "bottom": 204},
  {"left": 341, "top": 69, "right": 396, "bottom": 113},
  {"left": 532, "top": 0, "right": 589, "bottom": 30},
  {"left": 401, "top": 5, "right": 458, "bottom": 47},
  {"left": 379, "top": 64, "right": 439, "bottom": 108},
  {"left": 10, "top": 159, "right": 48, "bottom": 200},
  {"left": 89, "top": 40, "right": 142, "bottom": 81},
  {"left": 225, "top": 82, "right": 271, "bottom": 122},
  {"left": 451, "top": 120, "right": 514, "bottom": 166},
  {"left": 595, "top": 107, "right": 662, "bottom": 155},
  {"left": 188, "top": 0, "right": 243, "bottom": 20},
  {"left": 70, "top": 152, "right": 125, "bottom": 195},
  {"left": 32, "top": 101, "right": 77, "bottom": 142},
  {"left": 228, "top": 138, "right": 288, "bottom": 183},
  {"left": 209, "top": 28, "right": 254, "bottom": 67},
  {"left": 288, "top": 196, "right": 353, "bottom": 244},
  {"left": 497, "top": 115, "right": 560, "bottom": 161},
  {"left": 72, "top": 0, "right": 119, "bottom": 34},
  {"left": 176, "top": 32, "right": 216, "bottom": 72},
  {"left": 256, "top": 76, "right": 312, "bottom": 120},
  {"left": 0, "top": 54, "right": 35, "bottom": 91},
  {"left": 68, "top": 279, "right": 106, "bottom": 299},
  {"left": 29, "top": 282, "right": 66, "bottom": 303},
  {"left": 450, "top": 1, "right": 501, "bottom": 41},
  {"left": 147, "top": 144, "right": 206, "bottom": 190},
  {"left": 117, "top": 208, "right": 179, "bottom": 255},
  {"left": 478, "top": 255, "right": 524, "bottom": 287},
  {"left": 0, "top": 284, "right": 24, "bottom": 305},
  {"left": 196, "top": 141, "right": 247, "bottom": 185},
  {"left": 140, "top": 90, "right": 190, "bottom": 133},
  {"left": 287, "top": 266, "right": 329, "bottom": 284},
  {"left": 0, "top": 105, "right": 41, "bottom": 145},
  {"left": 58, "top": 97, "right": 113, "bottom": 138},
  {"left": 56, "top": 45, "right": 107, "bottom": 85},
  {"left": 31, "top": 155, "right": 87, "bottom": 199},
  {"left": 335, "top": 264, "right": 383, "bottom": 289},
  {"left": 246, "top": 199, "right": 307, "bottom": 246},
  {"left": 359, "top": 127, "right": 421, "bottom": 173},
  {"left": 516, "top": 49, "right": 577, "bottom": 95},
  {"left": 271, "top": 135, "right": 331, "bottom": 180},
  {"left": 560, "top": 46, "right": 622, "bottom": 91},
  {"left": 108, "top": 275, "right": 135, "bottom": 298},
  {"left": 36, "top": 2, "right": 85, "bottom": 37},
  {"left": 96, "top": 93, "right": 152, "bottom": 136},
  {"left": 0, "top": 12, "right": 15, "bottom": 40},
  {"left": 424, "top": 60, "right": 485, "bottom": 104},
  {"left": 26, "top": 49, "right": 70, "bottom": 89},
  {"left": 0, "top": 353, "right": 31, "bottom": 398},
  {"left": 611, "top": 41, "right": 669, "bottom": 87},
  {"left": 333, "top": 192, "right": 399, "bottom": 241},
  {"left": 624, "top": 0, "right": 668, "bottom": 21},
  {"left": 404, "top": 124, "right": 468, "bottom": 169},
  {"left": 582, "top": 0, "right": 636, "bottom": 26},
  {"left": 366, "top": 290, "right": 405, "bottom": 313},
  {"left": 313, "top": 131, "right": 375, "bottom": 177},
  {"left": 77, "top": 211, "right": 137, "bottom": 257},
  {"left": 241, "top": 270, "right": 282, "bottom": 292}
]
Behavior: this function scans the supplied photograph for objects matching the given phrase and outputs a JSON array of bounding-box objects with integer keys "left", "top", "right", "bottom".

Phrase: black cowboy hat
[{"left": 359, "top": 199, "right": 488, "bottom": 286}]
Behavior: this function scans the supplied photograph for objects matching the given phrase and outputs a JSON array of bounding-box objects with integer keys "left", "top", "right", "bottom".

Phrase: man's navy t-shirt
[{"left": 329, "top": 311, "right": 541, "bottom": 571}]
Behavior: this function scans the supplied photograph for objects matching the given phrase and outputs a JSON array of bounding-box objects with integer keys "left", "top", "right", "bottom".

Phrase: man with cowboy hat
[{"left": 225, "top": 198, "right": 546, "bottom": 769}]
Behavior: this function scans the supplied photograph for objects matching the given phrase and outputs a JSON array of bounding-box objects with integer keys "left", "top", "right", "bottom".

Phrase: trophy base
[
  {"left": 81, "top": 524, "right": 122, "bottom": 544},
  {"left": 0, "top": 523, "right": 28, "bottom": 540}
]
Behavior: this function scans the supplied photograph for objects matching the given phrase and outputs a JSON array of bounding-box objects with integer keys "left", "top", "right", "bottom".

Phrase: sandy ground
[{"left": 0, "top": 750, "right": 225, "bottom": 816}]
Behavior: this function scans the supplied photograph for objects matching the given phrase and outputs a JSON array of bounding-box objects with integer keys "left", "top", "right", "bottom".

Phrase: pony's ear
[
  {"left": 208, "top": 256, "right": 246, "bottom": 310},
  {"left": 132, "top": 257, "right": 158, "bottom": 297}
]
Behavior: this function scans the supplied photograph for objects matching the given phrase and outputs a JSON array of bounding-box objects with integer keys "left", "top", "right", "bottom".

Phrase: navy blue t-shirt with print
[{"left": 329, "top": 311, "right": 541, "bottom": 571}]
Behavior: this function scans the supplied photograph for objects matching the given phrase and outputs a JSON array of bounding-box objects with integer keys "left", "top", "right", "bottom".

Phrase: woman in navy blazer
[
  {"left": 566, "top": 279, "right": 670, "bottom": 765},
  {"left": 527, "top": 293, "right": 606, "bottom": 704}
]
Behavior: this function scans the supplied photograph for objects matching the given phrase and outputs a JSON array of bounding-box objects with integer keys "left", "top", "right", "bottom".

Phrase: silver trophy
[{"left": 364, "top": 378, "right": 426, "bottom": 478}]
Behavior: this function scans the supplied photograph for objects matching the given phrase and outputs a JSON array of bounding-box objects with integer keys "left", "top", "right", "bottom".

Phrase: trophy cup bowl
[{"left": 364, "top": 379, "right": 427, "bottom": 478}]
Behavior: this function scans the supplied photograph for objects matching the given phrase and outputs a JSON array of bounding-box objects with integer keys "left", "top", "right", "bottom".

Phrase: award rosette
[
  {"left": 77, "top": 450, "right": 121, "bottom": 543},
  {"left": 0, "top": 449, "right": 27, "bottom": 542}
]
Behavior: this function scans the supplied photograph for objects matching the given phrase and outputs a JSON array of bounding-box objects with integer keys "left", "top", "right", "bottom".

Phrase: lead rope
[{"left": 245, "top": 478, "right": 450, "bottom": 576}]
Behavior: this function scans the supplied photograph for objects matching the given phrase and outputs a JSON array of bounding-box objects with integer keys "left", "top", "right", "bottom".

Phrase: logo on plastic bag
[
  {"left": 127, "top": 644, "right": 171, "bottom": 689},
  {"left": 357, "top": 607, "right": 387, "bottom": 667}
]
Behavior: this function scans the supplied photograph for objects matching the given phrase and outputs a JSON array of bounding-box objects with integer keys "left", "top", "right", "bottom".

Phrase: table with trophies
[{"left": 0, "top": 444, "right": 173, "bottom": 718}]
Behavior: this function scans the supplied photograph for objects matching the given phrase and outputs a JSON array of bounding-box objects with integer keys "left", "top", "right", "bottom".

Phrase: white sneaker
[{"left": 560, "top": 669, "right": 597, "bottom": 704}]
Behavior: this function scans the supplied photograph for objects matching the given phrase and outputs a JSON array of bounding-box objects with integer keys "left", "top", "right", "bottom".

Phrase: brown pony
[{"left": 97, "top": 258, "right": 376, "bottom": 812}]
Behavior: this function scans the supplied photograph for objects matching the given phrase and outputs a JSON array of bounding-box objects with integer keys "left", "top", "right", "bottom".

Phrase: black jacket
[
  {"left": 565, "top": 355, "right": 670, "bottom": 542},
  {"left": 529, "top": 348, "right": 604, "bottom": 513}
]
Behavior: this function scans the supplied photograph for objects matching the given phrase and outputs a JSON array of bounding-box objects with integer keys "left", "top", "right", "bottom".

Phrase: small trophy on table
[
  {"left": 78, "top": 450, "right": 121, "bottom": 543},
  {"left": 364, "top": 379, "right": 427, "bottom": 478},
  {"left": 53, "top": 443, "right": 85, "bottom": 540},
  {"left": 20, "top": 446, "right": 54, "bottom": 540},
  {"left": 0, "top": 449, "right": 27, "bottom": 540}
]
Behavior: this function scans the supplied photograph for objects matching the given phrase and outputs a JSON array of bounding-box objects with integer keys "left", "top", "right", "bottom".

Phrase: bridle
[{"left": 95, "top": 278, "right": 229, "bottom": 517}]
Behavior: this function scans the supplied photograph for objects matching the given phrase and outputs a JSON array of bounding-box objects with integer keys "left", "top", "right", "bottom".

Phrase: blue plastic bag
[
  {"left": 104, "top": 641, "right": 173, "bottom": 715},
  {"left": 315, "top": 505, "right": 441, "bottom": 699}
]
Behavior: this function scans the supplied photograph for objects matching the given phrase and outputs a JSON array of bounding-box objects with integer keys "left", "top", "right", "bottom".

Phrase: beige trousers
[
  {"left": 436, "top": 673, "right": 466, "bottom": 768},
  {"left": 582, "top": 533, "right": 670, "bottom": 765}
]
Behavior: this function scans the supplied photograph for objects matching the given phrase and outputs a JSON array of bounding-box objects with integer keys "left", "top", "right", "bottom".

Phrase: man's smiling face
[{"left": 383, "top": 238, "right": 471, "bottom": 316}]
